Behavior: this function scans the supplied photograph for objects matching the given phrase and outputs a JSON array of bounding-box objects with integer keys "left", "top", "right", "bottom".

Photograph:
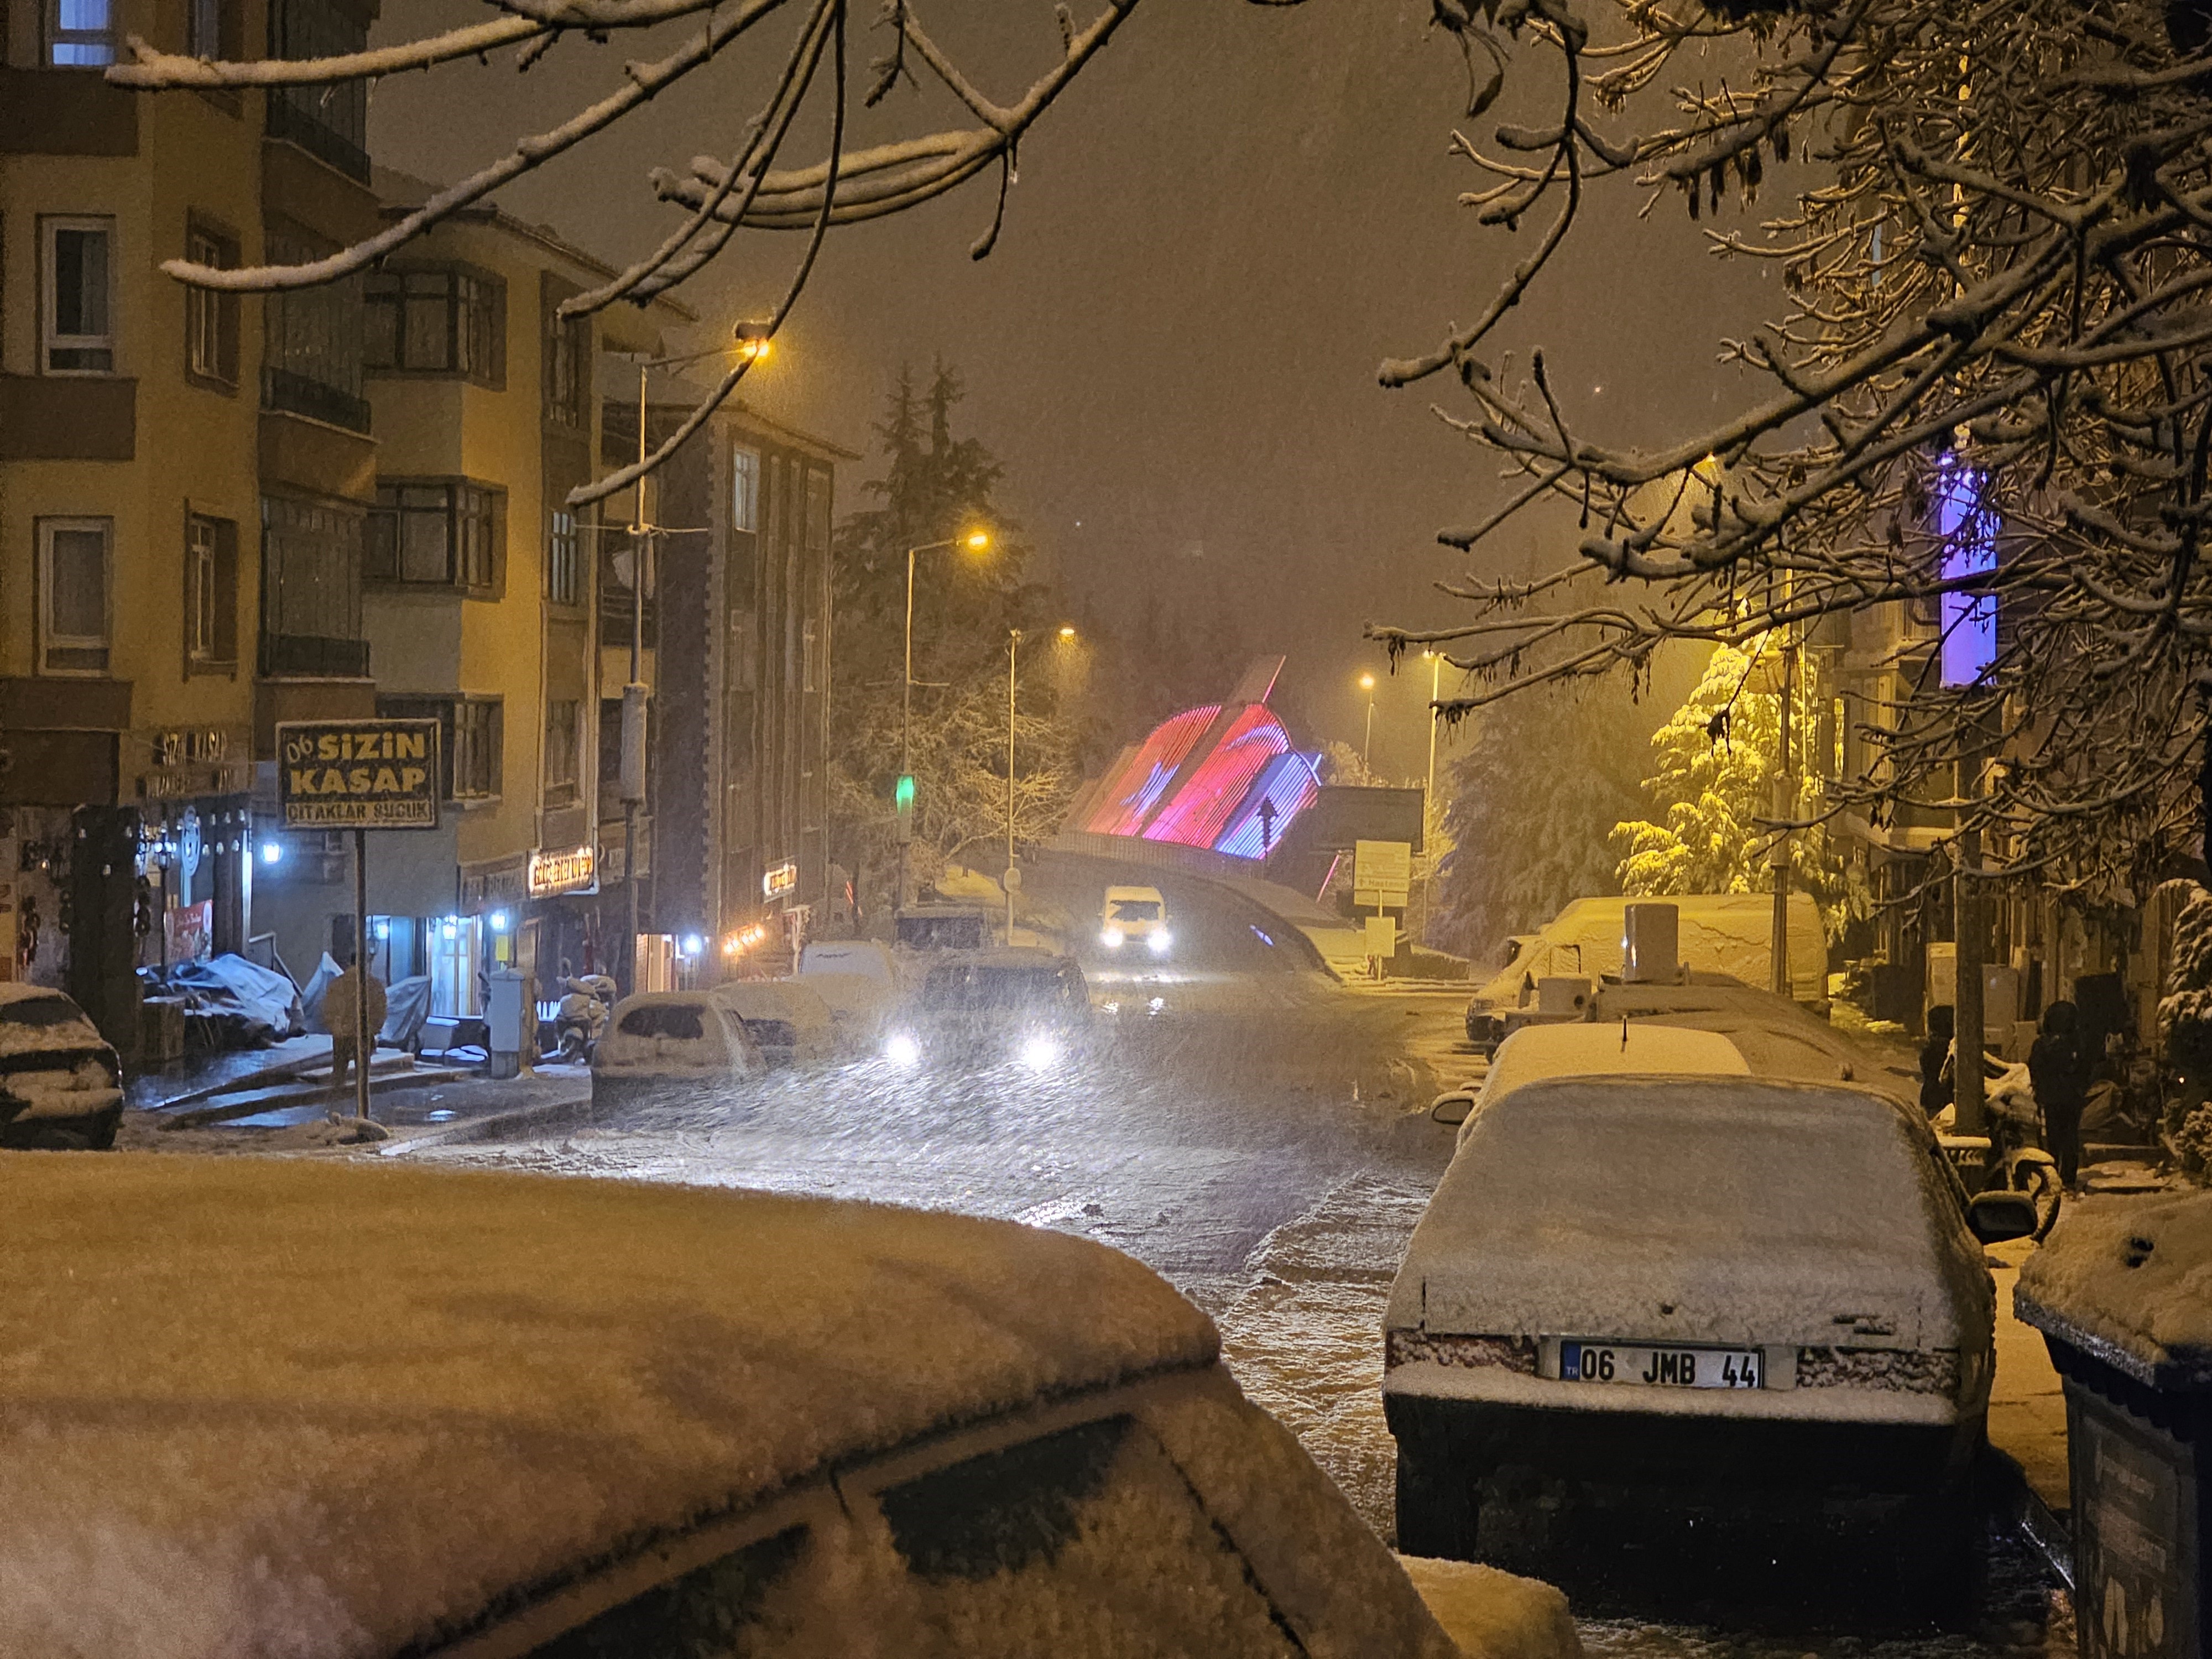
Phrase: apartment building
[
  {"left": 251, "top": 175, "right": 685, "bottom": 1013},
  {"left": 0, "top": 0, "right": 383, "bottom": 1048},
  {"left": 598, "top": 388, "right": 852, "bottom": 978}
]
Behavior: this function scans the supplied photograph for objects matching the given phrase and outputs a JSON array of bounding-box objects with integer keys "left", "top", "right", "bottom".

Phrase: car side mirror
[
  {"left": 1430, "top": 1090, "right": 1476, "bottom": 1126},
  {"left": 1968, "top": 1190, "right": 2037, "bottom": 1244}
]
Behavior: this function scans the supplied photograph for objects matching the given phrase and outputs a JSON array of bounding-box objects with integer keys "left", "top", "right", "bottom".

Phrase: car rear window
[
  {"left": 618, "top": 1004, "right": 705, "bottom": 1041},
  {"left": 1451, "top": 1082, "right": 1934, "bottom": 1253},
  {"left": 526, "top": 1524, "right": 807, "bottom": 1657},
  {"left": 0, "top": 995, "right": 90, "bottom": 1030}
]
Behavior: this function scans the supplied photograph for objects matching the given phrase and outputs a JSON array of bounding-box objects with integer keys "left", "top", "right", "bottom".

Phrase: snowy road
[{"left": 416, "top": 980, "right": 2072, "bottom": 1658}]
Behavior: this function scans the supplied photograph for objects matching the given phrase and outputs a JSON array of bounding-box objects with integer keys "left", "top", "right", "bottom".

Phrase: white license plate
[{"left": 1560, "top": 1341, "right": 1762, "bottom": 1389}]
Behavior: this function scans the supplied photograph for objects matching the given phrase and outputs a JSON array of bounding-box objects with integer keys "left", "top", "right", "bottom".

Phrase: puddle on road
[{"left": 1214, "top": 1176, "right": 2075, "bottom": 1659}]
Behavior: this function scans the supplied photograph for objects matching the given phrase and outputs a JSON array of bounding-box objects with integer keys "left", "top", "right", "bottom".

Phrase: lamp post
[
  {"left": 899, "top": 529, "right": 991, "bottom": 911},
  {"left": 1359, "top": 673, "right": 1378, "bottom": 771},
  {"left": 1006, "top": 628, "right": 1021, "bottom": 942},
  {"left": 616, "top": 326, "right": 770, "bottom": 993}
]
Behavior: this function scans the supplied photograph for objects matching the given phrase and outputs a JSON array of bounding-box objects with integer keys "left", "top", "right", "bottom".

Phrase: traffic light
[{"left": 895, "top": 773, "right": 915, "bottom": 843}]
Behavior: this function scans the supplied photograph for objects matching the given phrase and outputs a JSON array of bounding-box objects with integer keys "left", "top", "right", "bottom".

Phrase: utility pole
[
  {"left": 1954, "top": 748, "right": 1986, "bottom": 1136},
  {"left": 619, "top": 366, "right": 653, "bottom": 995},
  {"left": 1006, "top": 628, "right": 1020, "bottom": 943},
  {"left": 1771, "top": 641, "right": 1795, "bottom": 998}
]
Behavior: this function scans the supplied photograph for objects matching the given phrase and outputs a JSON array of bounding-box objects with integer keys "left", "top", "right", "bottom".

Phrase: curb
[
  {"left": 376, "top": 1086, "right": 593, "bottom": 1155},
  {"left": 1982, "top": 1443, "right": 2071, "bottom": 1590}
]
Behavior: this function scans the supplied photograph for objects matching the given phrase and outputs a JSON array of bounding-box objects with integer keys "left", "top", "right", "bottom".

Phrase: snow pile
[
  {"left": 1396, "top": 1557, "right": 1583, "bottom": 1659},
  {"left": 0, "top": 1156, "right": 1218, "bottom": 1657},
  {"left": 2015, "top": 1191, "right": 2212, "bottom": 1386}
]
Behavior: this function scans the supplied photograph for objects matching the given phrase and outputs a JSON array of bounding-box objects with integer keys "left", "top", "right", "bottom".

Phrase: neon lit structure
[{"left": 1073, "top": 657, "right": 1322, "bottom": 859}]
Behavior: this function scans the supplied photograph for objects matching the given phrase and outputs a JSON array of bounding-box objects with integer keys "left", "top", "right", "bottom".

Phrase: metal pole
[
  {"left": 353, "top": 827, "right": 371, "bottom": 1121},
  {"left": 1426, "top": 654, "right": 1441, "bottom": 802},
  {"left": 1955, "top": 750, "right": 1986, "bottom": 1136},
  {"left": 900, "top": 545, "right": 916, "bottom": 914},
  {"left": 1007, "top": 629, "right": 1019, "bottom": 942},
  {"left": 624, "top": 366, "right": 648, "bottom": 994},
  {"left": 1363, "top": 696, "right": 1375, "bottom": 770},
  {"left": 1771, "top": 644, "right": 1794, "bottom": 998}
]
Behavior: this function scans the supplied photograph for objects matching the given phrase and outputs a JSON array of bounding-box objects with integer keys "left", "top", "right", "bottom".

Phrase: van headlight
[
  {"left": 1147, "top": 929, "right": 1172, "bottom": 956},
  {"left": 1020, "top": 1034, "right": 1061, "bottom": 1072},
  {"left": 885, "top": 1032, "right": 921, "bottom": 1067},
  {"left": 1100, "top": 927, "right": 1125, "bottom": 948}
]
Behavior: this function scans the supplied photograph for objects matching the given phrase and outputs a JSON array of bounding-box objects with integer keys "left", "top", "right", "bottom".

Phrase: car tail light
[
  {"left": 1385, "top": 1331, "right": 1538, "bottom": 1376},
  {"left": 1795, "top": 1347, "right": 1960, "bottom": 1394}
]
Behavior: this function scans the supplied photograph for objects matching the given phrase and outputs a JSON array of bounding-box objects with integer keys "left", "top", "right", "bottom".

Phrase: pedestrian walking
[
  {"left": 1919, "top": 1004, "right": 1955, "bottom": 1119},
  {"left": 327, "top": 955, "right": 387, "bottom": 1088},
  {"left": 2028, "top": 999, "right": 2089, "bottom": 1191}
]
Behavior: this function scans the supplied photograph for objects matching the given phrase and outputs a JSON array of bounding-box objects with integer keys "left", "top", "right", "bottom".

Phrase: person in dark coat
[
  {"left": 1920, "top": 1004, "right": 1956, "bottom": 1118},
  {"left": 2029, "top": 999, "right": 2089, "bottom": 1189}
]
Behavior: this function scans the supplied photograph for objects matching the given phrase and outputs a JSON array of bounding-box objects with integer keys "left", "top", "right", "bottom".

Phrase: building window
[
  {"left": 545, "top": 700, "right": 580, "bottom": 805},
  {"left": 732, "top": 446, "right": 759, "bottom": 533},
  {"left": 805, "top": 466, "right": 831, "bottom": 554},
  {"left": 263, "top": 218, "right": 368, "bottom": 431},
  {"left": 547, "top": 508, "right": 586, "bottom": 607},
  {"left": 260, "top": 495, "right": 367, "bottom": 677},
  {"left": 189, "top": 0, "right": 222, "bottom": 56},
  {"left": 185, "top": 515, "right": 239, "bottom": 671},
  {"left": 36, "top": 519, "right": 111, "bottom": 675},
  {"left": 266, "top": 0, "right": 368, "bottom": 179},
  {"left": 545, "top": 310, "right": 588, "bottom": 429},
  {"left": 41, "top": 217, "right": 113, "bottom": 374},
  {"left": 379, "top": 696, "right": 503, "bottom": 802},
  {"left": 802, "top": 621, "right": 818, "bottom": 695},
  {"left": 185, "top": 225, "right": 240, "bottom": 390},
  {"left": 46, "top": 0, "right": 114, "bottom": 64},
  {"left": 364, "top": 267, "right": 504, "bottom": 385},
  {"left": 366, "top": 481, "right": 502, "bottom": 593}
]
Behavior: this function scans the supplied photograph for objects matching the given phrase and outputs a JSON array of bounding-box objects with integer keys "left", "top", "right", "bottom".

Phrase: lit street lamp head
[
  {"left": 1058, "top": 625, "right": 1077, "bottom": 641},
  {"left": 1359, "top": 673, "right": 1376, "bottom": 691},
  {"left": 964, "top": 530, "right": 990, "bottom": 551}
]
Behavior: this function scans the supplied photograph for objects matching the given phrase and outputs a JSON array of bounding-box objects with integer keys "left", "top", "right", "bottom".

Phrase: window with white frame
[
  {"left": 366, "top": 481, "right": 502, "bottom": 592},
  {"left": 189, "top": 0, "right": 222, "bottom": 56},
  {"left": 37, "top": 519, "right": 111, "bottom": 675},
  {"left": 42, "top": 218, "right": 114, "bottom": 374},
  {"left": 547, "top": 509, "right": 585, "bottom": 607},
  {"left": 46, "top": 0, "right": 114, "bottom": 64},
  {"left": 185, "top": 515, "right": 239, "bottom": 670},
  {"left": 732, "top": 446, "right": 760, "bottom": 533},
  {"left": 377, "top": 695, "right": 503, "bottom": 801},
  {"left": 185, "top": 225, "right": 239, "bottom": 388}
]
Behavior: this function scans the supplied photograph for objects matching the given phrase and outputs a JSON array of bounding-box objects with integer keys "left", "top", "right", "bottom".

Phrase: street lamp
[
  {"left": 1007, "top": 628, "right": 1022, "bottom": 942},
  {"left": 1422, "top": 650, "right": 1442, "bottom": 804},
  {"left": 898, "top": 528, "right": 992, "bottom": 911},
  {"left": 1359, "top": 672, "right": 1377, "bottom": 770}
]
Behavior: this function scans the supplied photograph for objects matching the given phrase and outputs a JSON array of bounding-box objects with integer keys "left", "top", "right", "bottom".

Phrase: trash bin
[
  {"left": 2015, "top": 1192, "right": 2212, "bottom": 1659},
  {"left": 485, "top": 967, "right": 526, "bottom": 1081}
]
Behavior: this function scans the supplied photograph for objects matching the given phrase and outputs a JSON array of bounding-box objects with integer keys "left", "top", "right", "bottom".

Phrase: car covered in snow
[
  {"left": 708, "top": 978, "right": 840, "bottom": 1066},
  {"left": 591, "top": 990, "right": 765, "bottom": 1098},
  {"left": 0, "top": 1155, "right": 1585, "bottom": 1658},
  {"left": 1386, "top": 1077, "right": 2036, "bottom": 1583},
  {"left": 1431, "top": 1021, "right": 1749, "bottom": 1139},
  {"left": 0, "top": 983, "right": 122, "bottom": 1149},
  {"left": 885, "top": 948, "right": 1095, "bottom": 1073}
]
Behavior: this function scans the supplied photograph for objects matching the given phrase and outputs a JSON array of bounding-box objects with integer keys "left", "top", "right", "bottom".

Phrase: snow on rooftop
[
  {"left": 2015, "top": 1191, "right": 2212, "bottom": 1387},
  {"left": 0, "top": 1155, "right": 1217, "bottom": 1657}
]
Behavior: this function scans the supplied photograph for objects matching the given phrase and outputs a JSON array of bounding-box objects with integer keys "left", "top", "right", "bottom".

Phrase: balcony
[
  {"left": 253, "top": 675, "right": 377, "bottom": 761},
  {"left": 263, "top": 366, "right": 371, "bottom": 435},
  {"left": 259, "top": 634, "right": 370, "bottom": 679},
  {"left": 265, "top": 98, "right": 369, "bottom": 184}
]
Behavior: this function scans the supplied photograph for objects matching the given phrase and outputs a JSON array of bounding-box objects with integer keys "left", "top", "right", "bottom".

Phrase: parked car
[
  {"left": 1589, "top": 979, "right": 1915, "bottom": 1098},
  {"left": 797, "top": 938, "right": 904, "bottom": 1044},
  {"left": 885, "top": 948, "right": 1094, "bottom": 1072},
  {"left": 1432, "top": 1021, "right": 1749, "bottom": 1138},
  {"left": 0, "top": 1154, "right": 1584, "bottom": 1658},
  {"left": 1387, "top": 1076, "right": 2034, "bottom": 1586},
  {"left": 709, "top": 978, "right": 839, "bottom": 1065},
  {"left": 592, "top": 992, "right": 765, "bottom": 1099},
  {"left": 1100, "top": 884, "right": 1173, "bottom": 957},
  {"left": 0, "top": 983, "right": 122, "bottom": 1149}
]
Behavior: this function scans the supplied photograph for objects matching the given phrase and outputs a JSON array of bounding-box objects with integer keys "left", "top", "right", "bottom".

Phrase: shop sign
[
  {"left": 276, "top": 721, "right": 441, "bottom": 830},
  {"left": 166, "top": 900, "right": 212, "bottom": 963},
  {"left": 762, "top": 859, "right": 798, "bottom": 900},
  {"left": 529, "top": 844, "right": 598, "bottom": 899},
  {"left": 461, "top": 854, "right": 530, "bottom": 914}
]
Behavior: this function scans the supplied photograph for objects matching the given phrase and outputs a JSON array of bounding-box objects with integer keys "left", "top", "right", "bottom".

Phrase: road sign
[
  {"left": 276, "top": 720, "right": 441, "bottom": 830},
  {"left": 1353, "top": 838, "right": 1412, "bottom": 907}
]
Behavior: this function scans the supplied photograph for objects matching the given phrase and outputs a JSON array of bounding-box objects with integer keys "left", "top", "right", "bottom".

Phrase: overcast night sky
[{"left": 369, "top": 0, "right": 1783, "bottom": 780}]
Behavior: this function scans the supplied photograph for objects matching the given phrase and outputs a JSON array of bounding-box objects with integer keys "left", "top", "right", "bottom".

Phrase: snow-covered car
[
  {"left": 592, "top": 991, "right": 765, "bottom": 1099},
  {"left": 1100, "top": 884, "right": 1173, "bottom": 956},
  {"left": 797, "top": 937, "right": 904, "bottom": 1044},
  {"left": 1432, "top": 1021, "right": 1749, "bottom": 1138},
  {"left": 708, "top": 978, "right": 839, "bottom": 1065},
  {"left": 1387, "top": 1077, "right": 2036, "bottom": 1584},
  {"left": 0, "top": 983, "right": 122, "bottom": 1150},
  {"left": 0, "top": 1154, "right": 1585, "bottom": 1659},
  {"left": 1589, "top": 979, "right": 1915, "bottom": 1098},
  {"left": 885, "top": 948, "right": 1095, "bottom": 1072}
]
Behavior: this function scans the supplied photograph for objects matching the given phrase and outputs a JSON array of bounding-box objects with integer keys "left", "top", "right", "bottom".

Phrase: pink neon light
[
  {"left": 1084, "top": 705, "right": 1221, "bottom": 837},
  {"left": 1142, "top": 705, "right": 1290, "bottom": 848}
]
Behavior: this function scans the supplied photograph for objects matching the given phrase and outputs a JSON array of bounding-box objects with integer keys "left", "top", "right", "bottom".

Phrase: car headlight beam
[
  {"left": 1100, "top": 927, "right": 1124, "bottom": 948},
  {"left": 1020, "top": 1034, "right": 1061, "bottom": 1072},
  {"left": 1147, "top": 929, "right": 1172, "bottom": 956},
  {"left": 885, "top": 1032, "right": 921, "bottom": 1067}
]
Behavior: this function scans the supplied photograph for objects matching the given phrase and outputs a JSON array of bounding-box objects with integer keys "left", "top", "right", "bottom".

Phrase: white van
[{"left": 1100, "top": 885, "right": 1172, "bottom": 957}]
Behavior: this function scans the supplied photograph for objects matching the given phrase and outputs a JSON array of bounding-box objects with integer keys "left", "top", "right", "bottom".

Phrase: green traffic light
[{"left": 895, "top": 774, "right": 916, "bottom": 810}]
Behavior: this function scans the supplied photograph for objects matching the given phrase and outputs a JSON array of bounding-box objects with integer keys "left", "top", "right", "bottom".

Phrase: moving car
[
  {"left": 0, "top": 983, "right": 122, "bottom": 1149},
  {"left": 1387, "top": 1077, "right": 2033, "bottom": 1583},
  {"left": 797, "top": 937, "right": 903, "bottom": 1045},
  {"left": 0, "top": 1155, "right": 1584, "bottom": 1658},
  {"left": 1100, "top": 884, "right": 1173, "bottom": 956},
  {"left": 591, "top": 991, "right": 765, "bottom": 1099},
  {"left": 886, "top": 948, "right": 1093, "bottom": 1072}
]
